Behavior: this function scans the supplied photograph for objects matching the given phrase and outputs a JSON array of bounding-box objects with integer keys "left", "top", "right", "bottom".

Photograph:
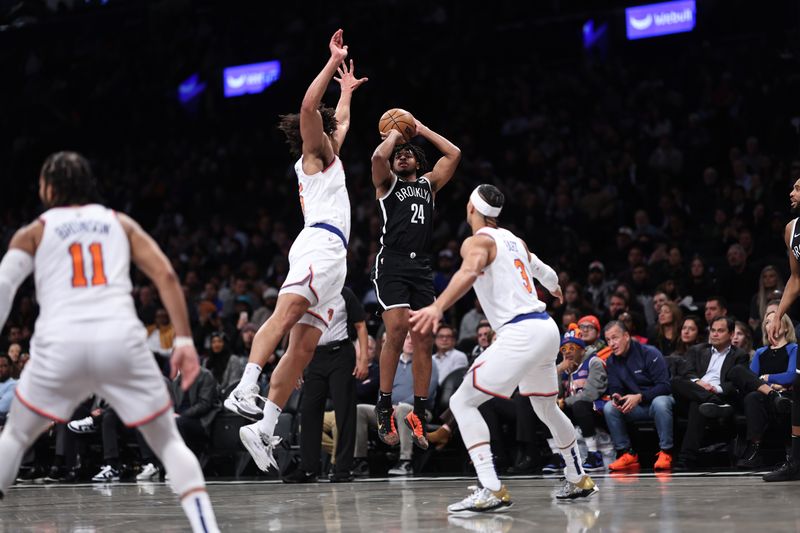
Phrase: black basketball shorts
[{"left": 371, "top": 248, "right": 435, "bottom": 312}]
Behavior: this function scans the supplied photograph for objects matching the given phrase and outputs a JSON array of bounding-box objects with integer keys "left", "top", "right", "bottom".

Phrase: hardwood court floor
[{"left": 1, "top": 471, "right": 797, "bottom": 532}]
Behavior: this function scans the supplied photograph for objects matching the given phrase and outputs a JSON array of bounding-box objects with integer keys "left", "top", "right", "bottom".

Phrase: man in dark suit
[
  {"left": 671, "top": 316, "right": 748, "bottom": 468},
  {"left": 172, "top": 367, "right": 222, "bottom": 456}
]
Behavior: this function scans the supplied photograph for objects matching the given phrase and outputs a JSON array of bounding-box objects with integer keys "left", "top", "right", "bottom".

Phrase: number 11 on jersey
[{"left": 69, "top": 242, "right": 107, "bottom": 287}]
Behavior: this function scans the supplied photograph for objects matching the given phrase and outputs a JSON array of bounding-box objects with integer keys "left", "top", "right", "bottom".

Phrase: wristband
[{"left": 174, "top": 336, "right": 194, "bottom": 348}]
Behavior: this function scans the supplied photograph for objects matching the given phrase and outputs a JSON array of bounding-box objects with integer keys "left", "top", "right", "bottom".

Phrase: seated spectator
[
  {"left": 749, "top": 265, "right": 783, "bottom": 332},
  {"left": 171, "top": 366, "right": 221, "bottom": 457},
  {"left": 720, "top": 311, "right": 796, "bottom": 469},
  {"left": 146, "top": 308, "right": 175, "bottom": 359},
  {"left": 703, "top": 296, "right": 728, "bottom": 333},
  {"left": 458, "top": 298, "right": 486, "bottom": 343},
  {"left": 468, "top": 321, "right": 492, "bottom": 365},
  {"left": 354, "top": 334, "right": 438, "bottom": 476},
  {"left": 203, "top": 331, "right": 248, "bottom": 390},
  {"left": 602, "top": 320, "right": 674, "bottom": 471},
  {"left": 732, "top": 320, "right": 755, "bottom": 359},
  {"left": 6, "top": 343, "right": 21, "bottom": 379},
  {"left": 665, "top": 315, "right": 703, "bottom": 378},
  {"left": 0, "top": 354, "right": 17, "bottom": 427},
  {"left": 651, "top": 301, "right": 683, "bottom": 356},
  {"left": 432, "top": 325, "right": 468, "bottom": 386},
  {"left": 554, "top": 325, "right": 609, "bottom": 473},
  {"left": 671, "top": 317, "right": 749, "bottom": 468},
  {"left": 577, "top": 315, "right": 608, "bottom": 359}
]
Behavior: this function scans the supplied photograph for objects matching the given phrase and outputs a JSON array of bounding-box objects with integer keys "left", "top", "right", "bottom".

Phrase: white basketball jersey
[
  {"left": 294, "top": 156, "right": 351, "bottom": 243},
  {"left": 472, "top": 226, "right": 546, "bottom": 331},
  {"left": 34, "top": 204, "right": 138, "bottom": 328}
]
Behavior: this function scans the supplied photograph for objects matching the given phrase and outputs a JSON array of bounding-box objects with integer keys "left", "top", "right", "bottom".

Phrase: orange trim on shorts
[
  {"left": 14, "top": 389, "right": 67, "bottom": 423},
  {"left": 305, "top": 310, "right": 329, "bottom": 327},
  {"left": 520, "top": 391, "right": 558, "bottom": 397},
  {"left": 125, "top": 400, "right": 174, "bottom": 428},
  {"left": 180, "top": 486, "right": 208, "bottom": 500},
  {"left": 470, "top": 362, "right": 511, "bottom": 400},
  {"left": 281, "top": 265, "right": 318, "bottom": 303}
]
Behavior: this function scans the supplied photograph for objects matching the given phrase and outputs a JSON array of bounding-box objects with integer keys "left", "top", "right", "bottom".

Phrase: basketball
[{"left": 378, "top": 108, "right": 416, "bottom": 142}]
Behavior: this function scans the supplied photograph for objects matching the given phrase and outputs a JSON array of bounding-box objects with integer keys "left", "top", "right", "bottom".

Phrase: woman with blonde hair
[{"left": 749, "top": 265, "right": 784, "bottom": 330}]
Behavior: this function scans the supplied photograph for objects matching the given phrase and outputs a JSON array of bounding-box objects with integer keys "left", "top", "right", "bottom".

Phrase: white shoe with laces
[
  {"left": 448, "top": 485, "right": 513, "bottom": 514},
  {"left": 239, "top": 423, "right": 281, "bottom": 472},
  {"left": 136, "top": 463, "right": 160, "bottom": 481},
  {"left": 91, "top": 465, "right": 120, "bottom": 482},
  {"left": 224, "top": 384, "right": 265, "bottom": 421},
  {"left": 67, "top": 416, "right": 96, "bottom": 434}
]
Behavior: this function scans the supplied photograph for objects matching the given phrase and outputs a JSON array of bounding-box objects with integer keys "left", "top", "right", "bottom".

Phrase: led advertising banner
[
  {"left": 223, "top": 60, "right": 281, "bottom": 98},
  {"left": 625, "top": 1, "right": 696, "bottom": 41}
]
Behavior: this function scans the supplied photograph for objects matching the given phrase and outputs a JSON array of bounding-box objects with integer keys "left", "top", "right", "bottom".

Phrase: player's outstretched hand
[
  {"left": 329, "top": 29, "right": 348, "bottom": 62},
  {"left": 171, "top": 345, "right": 201, "bottom": 391},
  {"left": 334, "top": 59, "right": 368, "bottom": 93},
  {"left": 409, "top": 305, "right": 443, "bottom": 335},
  {"left": 550, "top": 286, "right": 564, "bottom": 305}
]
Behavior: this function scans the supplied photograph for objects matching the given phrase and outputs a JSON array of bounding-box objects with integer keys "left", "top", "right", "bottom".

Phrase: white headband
[{"left": 470, "top": 187, "right": 502, "bottom": 218}]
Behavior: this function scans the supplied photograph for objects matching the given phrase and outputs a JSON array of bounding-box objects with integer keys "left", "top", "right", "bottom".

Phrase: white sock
[
  {"left": 239, "top": 363, "right": 262, "bottom": 389},
  {"left": 468, "top": 444, "right": 501, "bottom": 492},
  {"left": 257, "top": 399, "right": 281, "bottom": 436},
  {"left": 547, "top": 438, "right": 559, "bottom": 455},
  {"left": 585, "top": 436, "right": 597, "bottom": 453},
  {"left": 560, "top": 440, "right": 586, "bottom": 483},
  {"left": 181, "top": 490, "right": 220, "bottom": 533}
]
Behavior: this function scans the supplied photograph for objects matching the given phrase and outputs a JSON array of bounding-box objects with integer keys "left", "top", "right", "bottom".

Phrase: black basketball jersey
[
  {"left": 791, "top": 217, "right": 800, "bottom": 262},
  {"left": 378, "top": 175, "right": 434, "bottom": 254}
]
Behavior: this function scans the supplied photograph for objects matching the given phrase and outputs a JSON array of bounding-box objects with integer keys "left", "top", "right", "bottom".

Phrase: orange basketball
[{"left": 378, "top": 108, "right": 416, "bottom": 142}]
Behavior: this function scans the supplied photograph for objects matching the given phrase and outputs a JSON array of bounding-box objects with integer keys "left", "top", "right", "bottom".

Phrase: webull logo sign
[
  {"left": 224, "top": 60, "right": 281, "bottom": 98},
  {"left": 626, "top": 1, "right": 696, "bottom": 40}
]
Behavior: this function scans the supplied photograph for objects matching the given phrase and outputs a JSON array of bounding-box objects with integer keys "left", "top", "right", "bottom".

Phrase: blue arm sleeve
[
  {"left": 750, "top": 348, "right": 763, "bottom": 375},
  {"left": 767, "top": 344, "right": 797, "bottom": 387}
]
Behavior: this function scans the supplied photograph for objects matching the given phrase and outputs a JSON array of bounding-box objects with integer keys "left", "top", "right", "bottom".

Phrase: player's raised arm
[
  {"left": 119, "top": 213, "right": 199, "bottom": 390},
  {"left": 371, "top": 129, "right": 404, "bottom": 196},
  {"left": 332, "top": 59, "right": 368, "bottom": 151},
  {"left": 522, "top": 241, "right": 562, "bottom": 304},
  {"left": 300, "top": 29, "right": 349, "bottom": 162},
  {"left": 0, "top": 223, "right": 39, "bottom": 327},
  {"left": 416, "top": 118, "right": 461, "bottom": 193},
  {"left": 410, "top": 235, "right": 494, "bottom": 334},
  {"left": 770, "top": 221, "right": 800, "bottom": 344}
]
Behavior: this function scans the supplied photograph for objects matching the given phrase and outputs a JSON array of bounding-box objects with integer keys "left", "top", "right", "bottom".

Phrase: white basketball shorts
[
  {"left": 468, "top": 316, "right": 561, "bottom": 398},
  {"left": 280, "top": 226, "right": 347, "bottom": 331},
  {"left": 15, "top": 319, "right": 172, "bottom": 427}
]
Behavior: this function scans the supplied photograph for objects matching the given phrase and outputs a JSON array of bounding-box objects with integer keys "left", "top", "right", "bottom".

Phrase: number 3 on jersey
[
  {"left": 69, "top": 242, "right": 107, "bottom": 287},
  {"left": 513, "top": 258, "right": 533, "bottom": 294}
]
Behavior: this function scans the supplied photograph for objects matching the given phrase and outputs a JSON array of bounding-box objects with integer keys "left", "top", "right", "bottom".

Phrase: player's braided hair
[
  {"left": 40, "top": 151, "right": 101, "bottom": 208},
  {"left": 477, "top": 184, "right": 504, "bottom": 210},
  {"left": 391, "top": 143, "right": 428, "bottom": 174},
  {"left": 278, "top": 104, "right": 339, "bottom": 157}
]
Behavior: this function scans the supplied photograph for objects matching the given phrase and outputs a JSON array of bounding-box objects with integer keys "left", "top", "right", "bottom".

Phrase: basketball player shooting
[
  {"left": 0, "top": 152, "right": 219, "bottom": 532},
  {"left": 370, "top": 111, "right": 461, "bottom": 450},
  {"left": 410, "top": 184, "right": 598, "bottom": 513},
  {"left": 223, "top": 29, "right": 367, "bottom": 472}
]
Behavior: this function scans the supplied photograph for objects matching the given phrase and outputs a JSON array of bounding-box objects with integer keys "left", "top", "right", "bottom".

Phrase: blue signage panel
[{"left": 625, "top": 1, "right": 696, "bottom": 40}]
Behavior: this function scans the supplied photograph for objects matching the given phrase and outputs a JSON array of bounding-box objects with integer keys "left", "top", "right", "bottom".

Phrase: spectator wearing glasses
[
  {"left": 469, "top": 321, "right": 493, "bottom": 365},
  {"left": 432, "top": 324, "right": 468, "bottom": 386}
]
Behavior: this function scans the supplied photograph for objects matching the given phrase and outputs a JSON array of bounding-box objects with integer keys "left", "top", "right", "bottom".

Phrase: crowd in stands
[{"left": 3, "top": 1, "right": 800, "bottom": 480}]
